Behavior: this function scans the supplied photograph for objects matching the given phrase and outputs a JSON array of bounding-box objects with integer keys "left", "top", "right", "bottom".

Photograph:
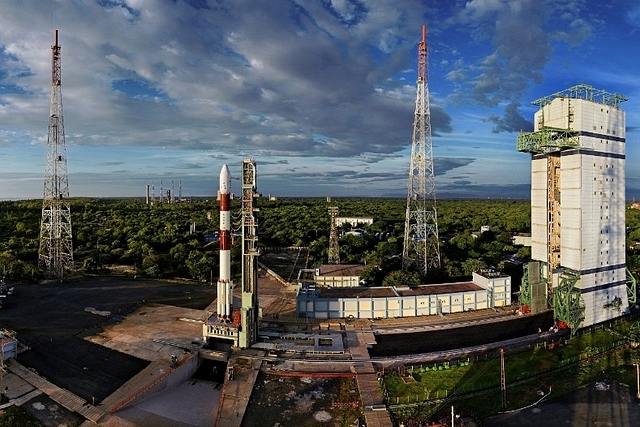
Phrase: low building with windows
[
  {"left": 297, "top": 269, "right": 511, "bottom": 319},
  {"left": 314, "top": 264, "right": 366, "bottom": 288}
]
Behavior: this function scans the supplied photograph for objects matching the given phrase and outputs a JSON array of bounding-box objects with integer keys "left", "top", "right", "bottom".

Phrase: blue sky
[{"left": 0, "top": 0, "right": 639, "bottom": 200}]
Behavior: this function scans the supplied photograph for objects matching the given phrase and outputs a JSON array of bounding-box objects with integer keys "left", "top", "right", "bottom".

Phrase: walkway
[
  {"left": 345, "top": 324, "right": 393, "bottom": 427},
  {"left": 216, "top": 353, "right": 263, "bottom": 427},
  {"left": 6, "top": 358, "right": 107, "bottom": 423}
]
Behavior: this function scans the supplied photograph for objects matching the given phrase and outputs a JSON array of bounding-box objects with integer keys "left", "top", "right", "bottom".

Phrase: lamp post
[
  {"left": 635, "top": 364, "right": 640, "bottom": 399},
  {"left": 451, "top": 405, "right": 455, "bottom": 427},
  {"left": 0, "top": 348, "right": 4, "bottom": 403}
]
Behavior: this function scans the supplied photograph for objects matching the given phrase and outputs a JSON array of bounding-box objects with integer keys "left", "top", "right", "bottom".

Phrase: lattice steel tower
[
  {"left": 402, "top": 24, "right": 441, "bottom": 275},
  {"left": 328, "top": 206, "right": 340, "bottom": 264},
  {"left": 39, "top": 30, "right": 74, "bottom": 279}
]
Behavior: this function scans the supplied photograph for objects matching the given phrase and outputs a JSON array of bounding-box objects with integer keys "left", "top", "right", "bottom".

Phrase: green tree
[
  {"left": 186, "top": 250, "right": 215, "bottom": 282},
  {"left": 382, "top": 270, "right": 421, "bottom": 287},
  {"left": 461, "top": 258, "right": 487, "bottom": 276},
  {"left": 142, "top": 254, "right": 163, "bottom": 277},
  {"left": 515, "top": 246, "right": 531, "bottom": 260}
]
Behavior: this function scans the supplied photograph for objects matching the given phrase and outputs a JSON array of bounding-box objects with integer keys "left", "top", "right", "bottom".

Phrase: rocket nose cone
[{"left": 220, "top": 164, "right": 230, "bottom": 193}]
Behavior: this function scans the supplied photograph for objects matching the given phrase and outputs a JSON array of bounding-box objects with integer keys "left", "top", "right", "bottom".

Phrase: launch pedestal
[{"left": 204, "top": 320, "right": 240, "bottom": 348}]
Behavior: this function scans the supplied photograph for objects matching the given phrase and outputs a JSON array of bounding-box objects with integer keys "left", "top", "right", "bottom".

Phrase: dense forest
[{"left": 1, "top": 198, "right": 639, "bottom": 287}]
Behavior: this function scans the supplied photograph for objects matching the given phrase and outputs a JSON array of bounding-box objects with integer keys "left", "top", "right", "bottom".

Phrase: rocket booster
[{"left": 217, "top": 164, "right": 232, "bottom": 320}]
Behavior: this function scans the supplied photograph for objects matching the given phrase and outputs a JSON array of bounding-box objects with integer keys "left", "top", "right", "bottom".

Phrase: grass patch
[
  {"left": 384, "top": 317, "right": 640, "bottom": 424},
  {"left": 384, "top": 328, "right": 629, "bottom": 403},
  {"left": 0, "top": 406, "right": 44, "bottom": 427}
]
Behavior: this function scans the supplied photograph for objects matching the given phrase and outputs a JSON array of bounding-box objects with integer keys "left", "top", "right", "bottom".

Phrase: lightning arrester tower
[
  {"left": 402, "top": 24, "right": 441, "bottom": 275},
  {"left": 39, "top": 30, "right": 74, "bottom": 279},
  {"left": 328, "top": 206, "right": 340, "bottom": 264}
]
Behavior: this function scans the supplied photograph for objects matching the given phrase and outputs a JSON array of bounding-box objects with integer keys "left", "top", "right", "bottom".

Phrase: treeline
[{"left": 0, "top": 197, "right": 638, "bottom": 285}]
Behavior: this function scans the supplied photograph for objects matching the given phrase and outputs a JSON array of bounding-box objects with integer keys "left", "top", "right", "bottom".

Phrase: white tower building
[{"left": 518, "top": 84, "right": 632, "bottom": 330}]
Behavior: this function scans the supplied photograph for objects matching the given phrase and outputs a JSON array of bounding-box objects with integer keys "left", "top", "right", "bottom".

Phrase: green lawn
[{"left": 383, "top": 317, "right": 640, "bottom": 423}]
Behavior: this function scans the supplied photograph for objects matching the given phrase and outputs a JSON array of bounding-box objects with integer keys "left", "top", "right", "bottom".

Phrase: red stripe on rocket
[{"left": 217, "top": 164, "right": 232, "bottom": 320}]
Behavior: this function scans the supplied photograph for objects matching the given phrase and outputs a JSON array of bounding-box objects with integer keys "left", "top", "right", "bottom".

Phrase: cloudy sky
[{"left": 0, "top": 0, "right": 639, "bottom": 200}]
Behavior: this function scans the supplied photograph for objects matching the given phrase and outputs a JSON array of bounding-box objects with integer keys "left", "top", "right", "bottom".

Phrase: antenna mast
[
  {"left": 39, "top": 30, "right": 74, "bottom": 279},
  {"left": 402, "top": 24, "right": 441, "bottom": 275}
]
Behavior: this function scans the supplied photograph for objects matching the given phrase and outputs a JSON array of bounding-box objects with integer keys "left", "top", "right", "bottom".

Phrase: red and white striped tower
[{"left": 217, "top": 164, "right": 232, "bottom": 321}]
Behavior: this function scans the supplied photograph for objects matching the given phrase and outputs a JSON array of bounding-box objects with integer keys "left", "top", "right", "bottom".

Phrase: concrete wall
[{"left": 133, "top": 354, "right": 201, "bottom": 407}]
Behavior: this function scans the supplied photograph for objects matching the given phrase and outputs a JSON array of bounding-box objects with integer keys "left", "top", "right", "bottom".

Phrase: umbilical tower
[{"left": 239, "top": 159, "right": 260, "bottom": 348}]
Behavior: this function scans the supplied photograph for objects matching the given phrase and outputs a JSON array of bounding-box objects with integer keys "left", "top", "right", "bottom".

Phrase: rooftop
[
  {"left": 317, "top": 264, "right": 366, "bottom": 277},
  {"left": 397, "top": 282, "right": 482, "bottom": 296},
  {"left": 317, "top": 286, "right": 396, "bottom": 299},
  {"left": 532, "top": 83, "right": 627, "bottom": 108},
  {"left": 312, "top": 280, "right": 485, "bottom": 299}
]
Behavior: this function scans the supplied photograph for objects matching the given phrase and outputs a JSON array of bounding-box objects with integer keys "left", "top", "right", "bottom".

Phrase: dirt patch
[{"left": 242, "top": 372, "right": 363, "bottom": 427}]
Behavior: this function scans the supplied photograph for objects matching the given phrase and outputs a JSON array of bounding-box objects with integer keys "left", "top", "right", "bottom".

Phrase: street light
[
  {"left": 0, "top": 347, "right": 4, "bottom": 403},
  {"left": 635, "top": 364, "right": 640, "bottom": 399}
]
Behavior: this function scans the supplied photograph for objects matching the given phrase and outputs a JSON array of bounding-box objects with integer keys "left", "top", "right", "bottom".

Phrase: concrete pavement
[{"left": 216, "top": 355, "right": 263, "bottom": 427}]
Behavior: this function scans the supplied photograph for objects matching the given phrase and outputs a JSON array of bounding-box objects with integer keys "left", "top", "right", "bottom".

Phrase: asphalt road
[
  {"left": 483, "top": 381, "right": 640, "bottom": 427},
  {"left": 0, "top": 277, "right": 216, "bottom": 403}
]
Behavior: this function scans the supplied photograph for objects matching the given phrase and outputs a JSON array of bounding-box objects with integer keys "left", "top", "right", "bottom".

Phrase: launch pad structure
[{"left": 203, "top": 159, "right": 260, "bottom": 349}]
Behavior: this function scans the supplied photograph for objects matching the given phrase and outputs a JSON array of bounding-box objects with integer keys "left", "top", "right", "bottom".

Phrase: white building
[
  {"left": 512, "top": 233, "right": 531, "bottom": 247},
  {"left": 297, "top": 270, "right": 511, "bottom": 319},
  {"left": 335, "top": 217, "right": 373, "bottom": 227},
  {"left": 518, "top": 84, "right": 629, "bottom": 328},
  {"left": 314, "top": 264, "right": 365, "bottom": 288}
]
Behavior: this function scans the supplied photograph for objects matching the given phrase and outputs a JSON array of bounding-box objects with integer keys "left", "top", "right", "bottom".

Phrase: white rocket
[{"left": 217, "top": 164, "right": 232, "bottom": 320}]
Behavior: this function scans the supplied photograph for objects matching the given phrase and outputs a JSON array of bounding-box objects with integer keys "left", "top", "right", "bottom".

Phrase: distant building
[
  {"left": 472, "top": 226, "right": 494, "bottom": 239},
  {"left": 335, "top": 217, "right": 373, "bottom": 227},
  {"left": 512, "top": 233, "right": 531, "bottom": 246},
  {"left": 314, "top": 264, "right": 365, "bottom": 288},
  {"left": 297, "top": 269, "right": 511, "bottom": 319}
]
